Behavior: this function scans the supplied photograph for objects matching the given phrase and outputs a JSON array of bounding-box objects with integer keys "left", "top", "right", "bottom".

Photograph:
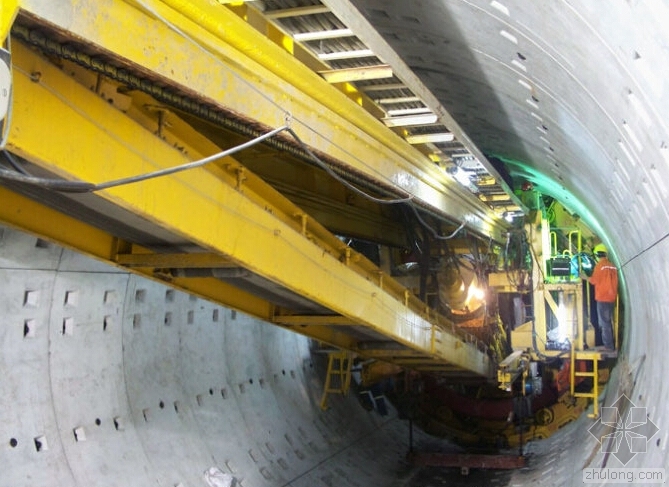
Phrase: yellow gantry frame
[
  {"left": 0, "top": 0, "right": 20, "bottom": 41},
  {"left": 17, "top": 0, "right": 508, "bottom": 242},
  {"left": 4, "top": 37, "right": 493, "bottom": 377}
]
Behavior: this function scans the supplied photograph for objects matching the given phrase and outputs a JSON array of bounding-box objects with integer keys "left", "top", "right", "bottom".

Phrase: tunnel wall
[
  {"left": 618, "top": 242, "right": 669, "bottom": 464},
  {"left": 1, "top": 228, "right": 667, "bottom": 487},
  {"left": 2, "top": 232, "right": 668, "bottom": 487},
  {"left": 0, "top": 225, "right": 411, "bottom": 487}
]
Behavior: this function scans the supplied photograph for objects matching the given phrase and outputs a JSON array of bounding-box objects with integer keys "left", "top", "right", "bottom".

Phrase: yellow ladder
[
  {"left": 320, "top": 350, "right": 353, "bottom": 410},
  {"left": 570, "top": 344, "right": 615, "bottom": 418}
]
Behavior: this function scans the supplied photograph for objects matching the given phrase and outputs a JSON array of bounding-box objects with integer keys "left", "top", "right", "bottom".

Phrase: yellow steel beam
[
  {"left": 6, "top": 42, "right": 493, "bottom": 378},
  {"left": 391, "top": 358, "right": 455, "bottom": 366},
  {"left": 18, "top": 0, "right": 508, "bottom": 242},
  {"left": 116, "top": 252, "right": 235, "bottom": 268},
  {"left": 273, "top": 315, "right": 357, "bottom": 326},
  {"left": 0, "top": 0, "right": 20, "bottom": 41},
  {"left": 0, "top": 189, "right": 392, "bottom": 363},
  {"left": 412, "top": 366, "right": 470, "bottom": 372},
  {"left": 478, "top": 193, "right": 513, "bottom": 202},
  {"left": 274, "top": 324, "right": 359, "bottom": 351},
  {"left": 318, "top": 65, "right": 394, "bottom": 83},
  {"left": 264, "top": 5, "right": 331, "bottom": 18},
  {"left": 356, "top": 349, "right": 427, "bottom": 359},
  {"left": 0, "top": 186, "right": 399, "bottom": 357},
  {"left": 0, "top": 187, "right": 275, "bottom": 320},
  {"left": 0, "top": 186, "right": 121, "bottom": 262}
]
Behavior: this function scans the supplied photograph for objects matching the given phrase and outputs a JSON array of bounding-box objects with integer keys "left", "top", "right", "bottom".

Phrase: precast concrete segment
[
  {"left": 0, "top": 225, "right": 414, "bottom": 486},
  {"left": 6, "top": 42, "right": 494, "bottom": 378},
  {"left": 18, "top": 0, "right": 509, "bottom": 242}
]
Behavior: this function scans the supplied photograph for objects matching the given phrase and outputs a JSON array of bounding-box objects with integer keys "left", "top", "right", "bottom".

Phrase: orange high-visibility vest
[{"left": 590, "top": 257, "right": 618, "bottom": 302}]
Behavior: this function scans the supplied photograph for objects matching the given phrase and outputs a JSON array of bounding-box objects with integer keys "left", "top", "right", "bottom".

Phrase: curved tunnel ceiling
[{"left": 326, "top": 0, "right": 669, "bottom": 259}]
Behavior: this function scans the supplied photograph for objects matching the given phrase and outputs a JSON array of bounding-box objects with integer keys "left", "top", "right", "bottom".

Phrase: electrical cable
[
  {"left": 407, "top": 202, "right": 467, "bottom": 240},
  {"left": 502, "top": 228, "right": 530, "bottom": 291},
  {"left": 1, "top": 120, "right": 464, "bottom": 243},
  {"left": 2, "top": 149, "right": 29, "bottom": 175},
  {"left": 621, "top": 231, "right": 669, "bottom": 268},
  {"left": 0, "top": 125, "right": 289, "bottom": 192},
  {"left": 0, "top": 162, "right": 94, "bottom": 192},
  {"left": 286, "top": 128, "right": 413, "bottom": 205},
  {"left": 1, "top": 117, "right": 465, "bottom": 242}
]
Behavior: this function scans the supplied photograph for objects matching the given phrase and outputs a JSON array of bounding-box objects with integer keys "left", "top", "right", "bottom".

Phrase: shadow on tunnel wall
[{"left": 350, "top": 0, "right": 535, "bottom": 183}]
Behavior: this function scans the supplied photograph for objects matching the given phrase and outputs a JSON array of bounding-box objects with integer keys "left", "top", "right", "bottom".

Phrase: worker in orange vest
[{"left": 582, "top": 243, "right": 618, "bottom": 350}]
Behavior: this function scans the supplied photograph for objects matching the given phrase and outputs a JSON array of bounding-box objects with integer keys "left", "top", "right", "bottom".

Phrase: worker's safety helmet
[{"left": 593, "top": 243, "right": 608, "bottom": 257}]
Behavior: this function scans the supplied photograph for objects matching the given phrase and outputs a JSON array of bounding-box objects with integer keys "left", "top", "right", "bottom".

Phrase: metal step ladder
[
  {"left": 320, "top": 350, "right": 353, "bottom": 410},
  {"left": 569, "top": 342, "right": 617, "bottom": 418}
]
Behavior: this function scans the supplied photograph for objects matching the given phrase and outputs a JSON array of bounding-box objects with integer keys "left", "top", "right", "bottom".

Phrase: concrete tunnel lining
[
  {"left": 0, "top": 226, "right": 417, "bottom": 486},
  {"left": 3, "top": 1, "right": 669, "bottom": 486},
  {"left": 0, "top": 224, "right": 666, "bottom": 486}
]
